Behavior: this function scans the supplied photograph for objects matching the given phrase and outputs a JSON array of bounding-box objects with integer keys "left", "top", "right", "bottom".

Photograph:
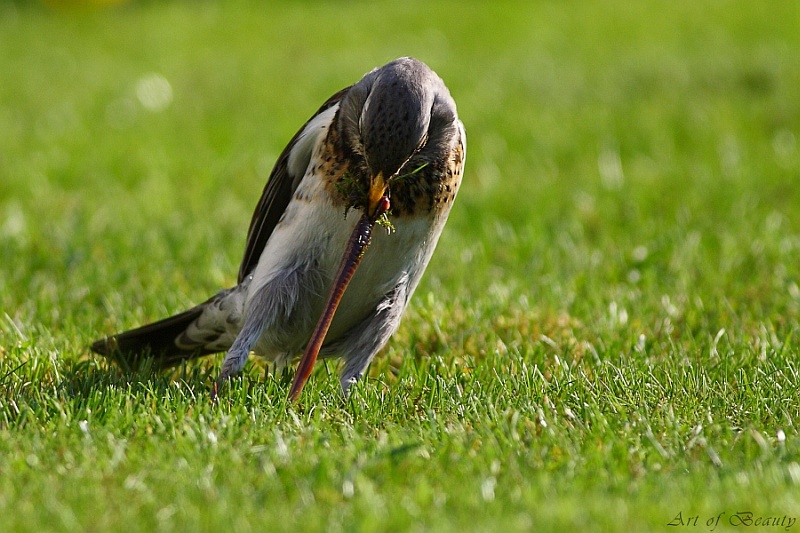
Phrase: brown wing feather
[{"left": 237, "top": 87, "right": 351, "bottom": 283}]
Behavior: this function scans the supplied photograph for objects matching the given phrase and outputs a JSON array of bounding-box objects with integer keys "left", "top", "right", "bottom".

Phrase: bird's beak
[{"left": 368, "top": 172, "right": 389, "bottom": 217}]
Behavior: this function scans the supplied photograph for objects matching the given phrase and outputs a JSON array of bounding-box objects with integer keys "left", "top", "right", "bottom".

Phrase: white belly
[{"left": 244, "top": 178, "right": 450, "bottom": 358}]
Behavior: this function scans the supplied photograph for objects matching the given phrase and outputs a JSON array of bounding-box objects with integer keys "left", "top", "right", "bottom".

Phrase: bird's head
[{"left": 337, "top": 57, "right": 459, "bottom": 218}]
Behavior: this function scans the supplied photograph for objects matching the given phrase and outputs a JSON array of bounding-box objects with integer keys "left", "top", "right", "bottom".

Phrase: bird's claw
[{"left": 210, "top": 376, "right": 225, "bottom": 402}]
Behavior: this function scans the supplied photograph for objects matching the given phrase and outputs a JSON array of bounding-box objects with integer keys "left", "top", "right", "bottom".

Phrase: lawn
[{"left": 2, "top": 1, "right": 800, "bottom": 531}]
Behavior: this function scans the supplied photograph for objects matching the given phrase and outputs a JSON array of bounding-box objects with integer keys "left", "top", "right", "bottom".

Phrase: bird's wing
[{"left": 237, "top": 87, "right": 350, "bottom": 283}]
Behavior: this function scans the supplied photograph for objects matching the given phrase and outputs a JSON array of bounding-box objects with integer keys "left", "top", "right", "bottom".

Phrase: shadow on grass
[
  {"left": 61, "top": 356, "right": 217, "bottom": 396},
  {"left": 0, "top": 353, "right": 222, "bottom": 428}
]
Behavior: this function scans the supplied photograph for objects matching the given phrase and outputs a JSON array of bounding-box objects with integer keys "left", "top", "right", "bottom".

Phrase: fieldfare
[{"left": 92, "top": 57, "right": 466, "bottom": 401}]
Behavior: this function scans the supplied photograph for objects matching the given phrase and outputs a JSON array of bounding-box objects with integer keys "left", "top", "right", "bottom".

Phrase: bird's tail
[{"left": 91, "top": 296, "right": 229, "bottom": 371}]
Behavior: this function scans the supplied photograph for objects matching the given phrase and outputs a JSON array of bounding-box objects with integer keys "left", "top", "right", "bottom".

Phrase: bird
[{"left": 91, "top": 57, "right": 466, "bottom": 401}]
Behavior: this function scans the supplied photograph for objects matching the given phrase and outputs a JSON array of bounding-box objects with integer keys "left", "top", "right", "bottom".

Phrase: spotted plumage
[{"left": 92, "top": 57, "right": 466, "bottom": 399}]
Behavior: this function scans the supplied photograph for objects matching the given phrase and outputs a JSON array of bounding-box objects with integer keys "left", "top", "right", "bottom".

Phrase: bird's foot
[{"left": 210, "top": 375, "right": 226, "bottom": 402}]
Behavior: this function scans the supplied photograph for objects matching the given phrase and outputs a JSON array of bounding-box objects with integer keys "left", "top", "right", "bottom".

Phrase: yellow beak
[{"left": 368, "top": 172, "right": 389, "bottom": 216}]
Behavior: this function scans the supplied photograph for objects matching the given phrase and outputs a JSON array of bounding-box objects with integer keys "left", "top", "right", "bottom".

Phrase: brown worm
[{"left": 288, "top": 196, "right": 391, "bottom": 402}]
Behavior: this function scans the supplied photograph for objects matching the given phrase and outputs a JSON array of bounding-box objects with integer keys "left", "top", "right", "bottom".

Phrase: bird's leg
[
  {"left": 338, "top": 279, "right": 408, "bottom": 396},
  {"left": 211, "top": 260, "right": 310, "bottom": 401},
  {"left": 288, "top": 196, "right": 391, "bottom": 402},
  {"left": 211, "top": 312, "right": 264, "bottom": 401}
]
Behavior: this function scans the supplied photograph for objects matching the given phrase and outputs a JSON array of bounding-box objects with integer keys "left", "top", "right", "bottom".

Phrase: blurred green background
[{"left": 1, "top": 1, "right": 799, "bottom": 531}]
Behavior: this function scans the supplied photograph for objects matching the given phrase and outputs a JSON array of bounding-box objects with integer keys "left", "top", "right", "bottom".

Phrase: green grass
[{"left": 2, "top": 0, "right": 800, "bottom": 531}]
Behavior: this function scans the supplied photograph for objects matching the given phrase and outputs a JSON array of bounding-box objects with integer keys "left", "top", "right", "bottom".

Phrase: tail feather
[{"left": 92, "top": 303, "right": 219, "bottom": 370}]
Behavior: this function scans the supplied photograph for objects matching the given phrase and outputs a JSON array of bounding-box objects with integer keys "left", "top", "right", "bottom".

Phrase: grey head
[{"left": 337, "top": 57, "right": 460, "bottom": 209}]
